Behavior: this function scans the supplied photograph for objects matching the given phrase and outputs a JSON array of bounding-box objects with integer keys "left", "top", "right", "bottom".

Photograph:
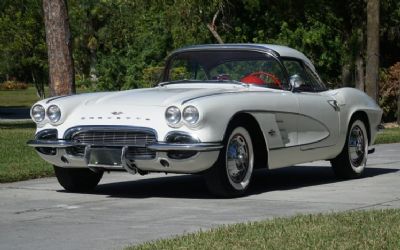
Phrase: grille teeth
[
  {"left": 68, "top": 130, "right": 156, "bottom": 160},
  {"left": 72, "top": 131, "right": 156, "bottom": 146}
]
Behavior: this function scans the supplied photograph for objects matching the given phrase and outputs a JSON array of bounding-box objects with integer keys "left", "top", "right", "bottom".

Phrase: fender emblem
[
  {"left": 111, "top": 111, "right": 123, "bottom": 115},
  {"left": 327, "top": 100, "right": 340, "bottom": 111}
]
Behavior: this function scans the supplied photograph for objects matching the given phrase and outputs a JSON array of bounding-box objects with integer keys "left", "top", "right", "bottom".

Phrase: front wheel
[
  {"left": 54, "top": 166, "right": 103, "bottom": 192},
  {"left": 331, "top": 119, "right": 368, "bottom": 179},
  {"left": 204, "top": 126, "right": 254, "bottom": 197}
]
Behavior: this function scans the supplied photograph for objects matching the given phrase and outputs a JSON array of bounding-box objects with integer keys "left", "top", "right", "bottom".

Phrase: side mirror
[{"left": 289, "top": 74, "right": 305, "bottom": 90}]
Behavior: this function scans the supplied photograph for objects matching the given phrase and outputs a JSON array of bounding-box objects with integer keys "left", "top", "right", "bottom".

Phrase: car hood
[{"left": 82, "top": 84, "right": 248, "bottom": 107}]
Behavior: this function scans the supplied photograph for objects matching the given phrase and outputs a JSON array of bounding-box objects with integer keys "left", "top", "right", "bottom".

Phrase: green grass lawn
[
  {"left": 128, "top": 209, "right": 400, "bottom": 250},
  {"left": 0, "top": 86, "right": 88, "bottom": 108},
  {"left": 0, "top": 121, "right": 53, "bottom": 183},
  {"left": 375, "top": 127, "right": 400, "bottom": 144},
  {"left": 0, "top": 87, "right": 48, "bottom": 107}
]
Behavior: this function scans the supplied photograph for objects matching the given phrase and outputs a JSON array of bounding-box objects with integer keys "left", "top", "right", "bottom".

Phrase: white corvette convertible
[{"left": 28, "top": 44, "right": 382, "bottom": 197}]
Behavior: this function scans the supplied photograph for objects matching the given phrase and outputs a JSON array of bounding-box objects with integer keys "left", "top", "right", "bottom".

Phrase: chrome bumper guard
[
  {"left": 27, "top": 126, "right": 222, "bottom": 173},
  {"left": 27, "top": 139, "right": 223, "bottom": 152},
  {"left": 27, "top": 139, "right": 222, "bottom": 174}
]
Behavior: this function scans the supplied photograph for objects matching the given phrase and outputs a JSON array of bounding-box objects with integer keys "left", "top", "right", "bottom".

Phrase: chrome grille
[
  {"left": 72, "top": 131, "right": 156, "bottom": 146},
  {"left": 66, "top": 128, "right": 157, "bottom": 160},
  {"left": 126, "top": 147, "right": 156, "bottom": 160}
]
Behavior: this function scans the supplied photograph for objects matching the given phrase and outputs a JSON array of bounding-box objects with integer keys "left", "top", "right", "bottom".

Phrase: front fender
[{"left": 332, "top": 88, "right": 382, "bottom": 146}]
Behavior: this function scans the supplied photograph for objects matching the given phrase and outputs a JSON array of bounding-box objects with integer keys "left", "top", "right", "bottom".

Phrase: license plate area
[{"left": 88, "top": 147, "right": 122, "bottom": 167}]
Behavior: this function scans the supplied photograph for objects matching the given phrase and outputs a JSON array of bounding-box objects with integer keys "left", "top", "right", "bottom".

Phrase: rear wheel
[
  {"left": 54, "top": 166, "right": 103, "bottom": 192},
  {"left": 331, "top": 119, "right": 368, "bottom": 179},
  {"left": 204, "top": 125, "right": 254, "bottom": 197}
]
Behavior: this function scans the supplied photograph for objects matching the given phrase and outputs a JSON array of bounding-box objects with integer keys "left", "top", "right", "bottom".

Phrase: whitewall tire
[
  {"left": 204, "top": 125, "right": 254, "bottom": 197},
  {"left": 331, "top": 119, "right": 368, "bottom": 178}
]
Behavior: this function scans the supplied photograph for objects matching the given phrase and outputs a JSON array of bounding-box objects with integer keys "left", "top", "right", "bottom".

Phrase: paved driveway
[{"left": 1, "top": 143, "right": 399, "bottom": 250}]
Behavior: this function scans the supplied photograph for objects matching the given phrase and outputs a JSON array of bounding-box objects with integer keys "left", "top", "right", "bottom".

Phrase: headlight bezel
[
  {"left": 165, "top": 106, "right": 182, "bottom": 127},
  {"left": 182, "top": 105, "right": 200, "bottom": 125},
  {"left": 31, "top": 104, "right": 46, "bottom": 123},
  {"left": 46, "top": 105, "right": 61, "bottom": 123}
]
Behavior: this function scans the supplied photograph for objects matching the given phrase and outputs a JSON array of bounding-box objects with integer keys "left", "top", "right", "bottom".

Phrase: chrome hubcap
[
  {"left": 226, "top": 134, "right": 249, "bottom": 183},
  {"left": 348, "top": 125, "right": 365, "bottom": 167}
]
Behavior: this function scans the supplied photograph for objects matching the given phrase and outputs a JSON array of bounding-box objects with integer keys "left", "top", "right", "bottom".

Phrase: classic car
[{"left": 27, "top": 44, "right": 382, "bottom": 197}]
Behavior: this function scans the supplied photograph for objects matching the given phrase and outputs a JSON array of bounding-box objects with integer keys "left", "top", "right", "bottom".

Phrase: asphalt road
[{"left": 1, "top": 143, "right": 399, "bottom": 250}]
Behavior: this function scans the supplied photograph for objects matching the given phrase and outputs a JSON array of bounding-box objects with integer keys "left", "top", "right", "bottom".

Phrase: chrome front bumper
[
  {"left": 27, "top": 139, "right": 222, "bottom": 174},
  {"left": 27, "top": 139, "right": 223, "bottom": 152}
]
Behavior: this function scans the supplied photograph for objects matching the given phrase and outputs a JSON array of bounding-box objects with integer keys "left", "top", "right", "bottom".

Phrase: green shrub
[
  {"left": 379, "top": 62, "right": 400, "bottom": 122},
  {"left": 0, "top": 80, "right": 29, "bottom": 90},
  {"left": 141, "top": 66, "right": 164, "bottom": 87},
  {"left": 75, "top": 74, "right": 93, "bottom": 90}
]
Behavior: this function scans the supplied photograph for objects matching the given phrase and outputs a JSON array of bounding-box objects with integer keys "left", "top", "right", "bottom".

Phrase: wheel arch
[
  {"left": 349, "top": 110, "right": 371, "bottom": 145},
  {"left": 224, "top": 112, "right": 269, "bottom": 170}
]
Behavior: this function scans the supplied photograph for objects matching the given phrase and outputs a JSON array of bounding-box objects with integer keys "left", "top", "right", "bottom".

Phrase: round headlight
[
  {"left": 165, "top": 106, "right": 181, "bottom": 125},
  {"left": 31, "top": 105, "right": 45, "bottom": 122},
  {"left": 183, "top": 106, "right": 199, "bottom": 125},
  {"left": 46, "top": 105, "right": 61, "bottom": 123}
]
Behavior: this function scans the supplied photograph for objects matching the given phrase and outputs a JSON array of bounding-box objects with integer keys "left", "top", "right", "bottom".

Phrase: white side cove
[{"left": 252, "top": 111, "right": 340, "bottom": 170}]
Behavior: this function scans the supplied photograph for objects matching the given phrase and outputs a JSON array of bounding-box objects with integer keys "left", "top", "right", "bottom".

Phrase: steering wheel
[{"left": 240, "top": 71, "right": 282, "bottom": 89}]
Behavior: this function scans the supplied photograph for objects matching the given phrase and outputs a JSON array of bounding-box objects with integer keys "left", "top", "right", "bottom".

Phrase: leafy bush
[
  {"left": 141, "top": 66, "right": 164, "bottom": 87},
  {"left": 0, "top": 80, "right": 29, "bottom": 90},
  {"left": 379, "top": 62, "right": 400, "bottom": 122},
  {"left": 75, "top": 74, "right": 93, "bottom": 90}
]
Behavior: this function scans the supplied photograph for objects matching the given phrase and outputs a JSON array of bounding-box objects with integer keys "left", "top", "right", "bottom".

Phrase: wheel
[
  {"left": 54, "top": 166, "right": 103, "bottom": 192},
  {"left": 204, "top": 125, "right": 254, "bottom": 197},
  {"left": 331, "top": 119, "right": 368, "bottom": 179}
]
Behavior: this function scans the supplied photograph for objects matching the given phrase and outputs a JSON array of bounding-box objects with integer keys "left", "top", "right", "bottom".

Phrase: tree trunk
[
  {"left": 355, "top": 29, "right": 365, "bottom": 91},
  {"left": 397, "top": 89, "right": 400, "bottom": 125},
  {"left": 365, "top": 0, "right": 379, "bottom": 101},
  {"left": 341, "top": 64, "right": 352, "bottom": 87},
  {"left": 355, "top": 57, "right": 365, "bottom": 91},
  {"left": 43, "top": 0, "right": 75, "bottom": 97}
]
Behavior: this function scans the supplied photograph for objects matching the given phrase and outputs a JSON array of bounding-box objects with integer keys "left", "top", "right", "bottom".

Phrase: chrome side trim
[
  {"left": 27, "top": 140, "right": 74, "bottom": 148},
  {"left": 45, "top": 95, "right": 69, "bottom": 104},
  {"left": 164, "top": 131, "right": 200, "bottom": 142},
  {"left": 147, "top": 142, "right": 223, "bottom": 151},
  {"left": 182, "top": 91, "right": 242, "bottom": 105}
]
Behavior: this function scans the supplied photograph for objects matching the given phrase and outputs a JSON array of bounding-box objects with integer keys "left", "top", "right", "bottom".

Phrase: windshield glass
[{"left": 164, "top": 50, "right": 288, "bottom": 89}]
